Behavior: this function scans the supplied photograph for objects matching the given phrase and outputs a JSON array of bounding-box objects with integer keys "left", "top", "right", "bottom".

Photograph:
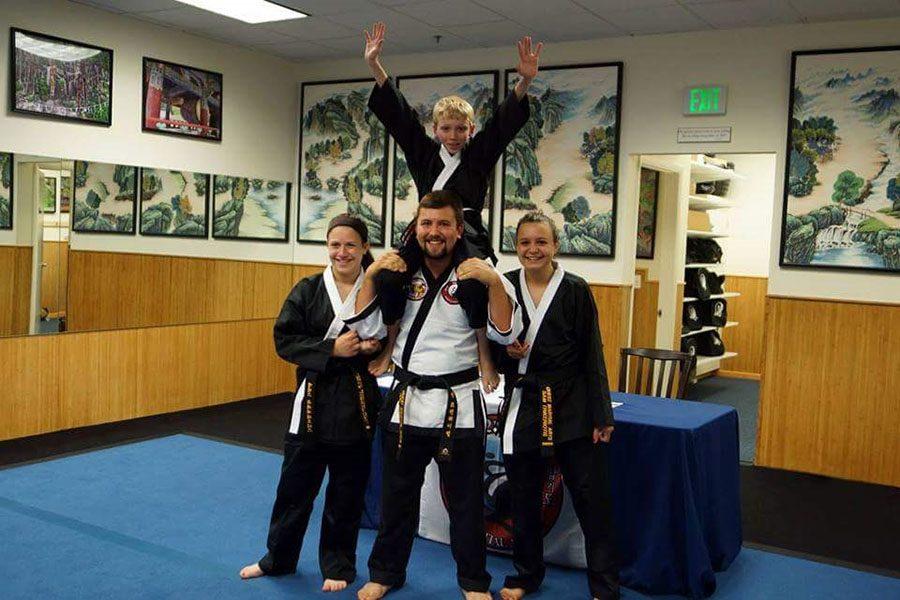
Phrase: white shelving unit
[
  {"left": 683, "top": 291, "right": 741, "bottom": 303},
  {"left": 682, "top": 155, "right": 742, "bottom": 378},
  {"left": 695, "top": 352, "right": 738, "bottom": 376}
]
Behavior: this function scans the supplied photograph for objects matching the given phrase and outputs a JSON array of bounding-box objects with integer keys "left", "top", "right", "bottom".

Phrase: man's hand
[
  {"left": 593, "top": 426, "right": 614, "bottom": 444},
  {"left": 366, "top": 251, "right": 407, "bottom": 279},
  {"left": 333, "top": 330, "right": 361, "bottom": 357},
  {"left": 359, "top": 338, "right": 382, "bottom": 356},
  {"left": 364, "top": 22, "right": 385, "bottom": 66},
  {"left": 516, "top": 36, "right": 543, "bottom": 83},
  {"left": 457, "top": 258, "right": 499, "bottom": 287},
  {"left": 506, "top": 340, "right": 530, "bottom": 360}
]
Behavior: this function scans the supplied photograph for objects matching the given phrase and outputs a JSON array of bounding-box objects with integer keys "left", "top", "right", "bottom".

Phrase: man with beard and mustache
[{"left": 344, "top": 190, "right": 522, "bottom": 600}]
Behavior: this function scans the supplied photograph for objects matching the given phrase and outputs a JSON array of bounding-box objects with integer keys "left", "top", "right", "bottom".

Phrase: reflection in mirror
[{"left": 0, "top": 154, "right": 70, "bottom": 338}]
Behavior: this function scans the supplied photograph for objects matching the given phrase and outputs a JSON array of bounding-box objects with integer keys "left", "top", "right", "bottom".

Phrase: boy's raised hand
[
  {"left": 364, "top": 22, "right": 386, "bottom": 65},
  {"left": 516, "top": 36, "right": 543, "bottom": 82}
]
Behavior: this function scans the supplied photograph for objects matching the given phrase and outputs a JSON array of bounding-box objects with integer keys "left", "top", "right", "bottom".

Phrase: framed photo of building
[
  {"left": 636, "top": 168, "right": 659, "bottom": 259},
  {"left": 139, "top": 168, "right": 209, "bottom": 237},
  {"left": 10, "top": 28, "right": 113, "bottom": 126},
  {"left": 391, "top": 71, "right": 499, "bottom": 247},
  {"left": 142, "top": 57, "right": 223, "bottom": 141},
  {"left": 780, "top": 46, "right": 899, "bottom": 273},
  {"left": 500, "top": 62, "right": 622, "bottom": 257},
  {"left": 72, "top": 160, "right": 138, "bottom": 234},
  {"left": 212, "top": 175, "right": 290, "bottom": 242},
  {"left": 0, "top": 152, "right": 13, "bottom": 229},
  {"left": 297, "top": 78, "right": 388, "bottom": 245}
]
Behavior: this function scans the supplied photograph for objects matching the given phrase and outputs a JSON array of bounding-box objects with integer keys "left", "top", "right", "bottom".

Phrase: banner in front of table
[{"left": 418, "top": 391, "right": 587, "bottom": 568}]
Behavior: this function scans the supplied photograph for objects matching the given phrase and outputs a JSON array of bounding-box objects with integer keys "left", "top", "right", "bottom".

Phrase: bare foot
[
  {"left": 463, "top": 591, "right": 492, "bottom": 600},
  {"left": 500, "top": 587, "right": 526, "bottom": 600},
  {"left": 357, "top": 581, "right": 392, "bottom": 600},
  {"left": 323, "top": 578, "right": 348, "bottom": 592},
  {"left": 239, "top": 563, "right": 265, "bottom": 579}
]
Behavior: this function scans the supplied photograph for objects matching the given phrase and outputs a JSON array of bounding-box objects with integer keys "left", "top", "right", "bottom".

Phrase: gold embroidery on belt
[
  {"left": 541, "top": 385, "right": 553, "bottom": 447},
  {"left": 354, "top": 372, "right": 370, "bottom": 433},
  {"left": 304, "top": 381, "right": 315, "bottom": 434},
  {"left": 397, "top": 388, "right": 407, "bottom": 456}
]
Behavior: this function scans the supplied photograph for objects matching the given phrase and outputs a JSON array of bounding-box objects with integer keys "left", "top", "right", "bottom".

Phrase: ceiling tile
[
  {"left": 575, "top": 0, "right": 678, "bottom": 10},
  {"left": 393, "top": 0, "right": 505, "bottom": 27},
  {"left": 263, "top": 16, "right": 357, "bottom": 40},
  {"left": 443, "top": 19, "right": 537, "bottom": 47},
  {"left": 787, "top": 0, "right": 900, "bottom": 20},
  {"left": 72, "top": 0, "right": 184, "bottom": 13},
  {"left": 690, "top": 0, "right": 803, "bottom": 29},
  {"left": 602, "top": 5, "right": 711, "bottom": 35},
  {"left": 257, "top": 39, "right": 345, "bottom": 59},
  {"left": 195, "top": 25, "right": 298, "bottom": 46},
  {"left": 471, "top": 0, "right": 622, "bottom": 39}
]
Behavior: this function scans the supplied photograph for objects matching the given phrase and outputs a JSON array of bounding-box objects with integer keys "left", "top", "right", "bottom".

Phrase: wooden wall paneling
[
  {"left": 0, "top": 246, "right": 33, "bottom": 336},
  {"left": 40, "top": 241, "right": 68, "bottom": 317},
  {"left": 168, "top": 255, "right": 210, "bottom": 326},
  {"left": 293, "top": 264, "right": 326, "bottom": 285},
  {"left": 242, "top": 261, "right": 293, "bottom": 320},
  {"left": 58, "top": 328, "right": 142, "bottom": 430},
  {"left": 719, "top": 275, "right": 767, "bottom": 378},
  {"left": 206, "top": 258, "right": 245, "bottom": 323},
  {"left": 0, "top": 334, "right": 60, "bottom": 440},
  {"left": 135, "top": 323, "right": 211, "bottom": 415},
  {"left": 757, "top": 297, "right": 900, "bottom": 487},
  {"left": 628, "top": 270, "right": 659, "bottom": 393},
  {"left": 589, "top": 284, "right": 632, "bottom": 392}
]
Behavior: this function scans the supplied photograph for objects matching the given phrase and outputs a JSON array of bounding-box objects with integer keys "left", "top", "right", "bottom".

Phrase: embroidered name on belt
[
  {"left": 304, "top": 381, "right": 316, "bottom": 434},
  {"left": 540, "top": 385, "right": 554, "bottom": 448}
]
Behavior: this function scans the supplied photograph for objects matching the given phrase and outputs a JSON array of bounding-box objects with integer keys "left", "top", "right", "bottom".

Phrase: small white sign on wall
[{"left": 677, "top": 126, "right": 732, "bottom": 143}]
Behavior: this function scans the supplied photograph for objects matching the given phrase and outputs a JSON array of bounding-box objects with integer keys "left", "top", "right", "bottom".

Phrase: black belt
[
  {"left": 391, "top": 365, "right": 479, "bottom": 462},
  {"left": 501, "top": 364, "right": 581, "bottom": 456},
  {"left": 300, "top": 366, "right": 372, "bottom": 441}
]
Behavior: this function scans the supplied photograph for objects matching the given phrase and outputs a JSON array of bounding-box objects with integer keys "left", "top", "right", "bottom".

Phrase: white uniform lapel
[
  {"left": 503, "top": 265, "right": 565, "bottom": 454},
  {"left": 432, "top": 145, "right": 461, "bottom": 191},
  {"left": 288, "top": 266, "right": 365, "bottom": 435}
]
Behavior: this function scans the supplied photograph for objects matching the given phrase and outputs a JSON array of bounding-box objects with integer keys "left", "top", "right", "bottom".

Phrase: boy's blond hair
[{"left": 432, "top": 95, "right": 475, "bottom": 124}]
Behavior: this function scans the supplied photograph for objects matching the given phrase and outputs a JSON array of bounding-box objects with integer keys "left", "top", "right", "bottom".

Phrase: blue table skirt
[{"left": 362, "top": 389, "right": 742, "bottom": 598}]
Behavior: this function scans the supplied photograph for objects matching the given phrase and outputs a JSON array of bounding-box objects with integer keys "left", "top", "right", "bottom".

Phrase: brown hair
[
  {"left": 416, "top": 190, "right": 464, "bottom": 226},
  {"left": 515, "top": 211, "right": 559, "bottom": 243},
  {"left": 326, "top": 213, "right": 374, "bottom": 268}
]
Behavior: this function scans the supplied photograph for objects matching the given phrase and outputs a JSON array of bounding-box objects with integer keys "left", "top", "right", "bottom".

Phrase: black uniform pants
[
  {"left": 368, "top": 430, "right": 491, "bottom": 592},
  {"left": 503, "top": 437, "right": 620, "bottom": 599},
  {"left": 258, "top": 437, "right": 371, "bottom": 582}
]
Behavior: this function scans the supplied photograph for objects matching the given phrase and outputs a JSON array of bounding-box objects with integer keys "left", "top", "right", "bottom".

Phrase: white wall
[
  {"left": 293, "top": 17, "right": 900, "bottom": 302},
  {"left": 714, "top": 153, "right": 776, "bottom": 278},
  {"left": 0, "top": 0, "right": 299, "bottom": 264}
]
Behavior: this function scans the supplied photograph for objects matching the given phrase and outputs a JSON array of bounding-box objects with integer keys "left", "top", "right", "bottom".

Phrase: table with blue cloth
[{"left": 361, "top": 388, "right": 742, "bottom": 598}]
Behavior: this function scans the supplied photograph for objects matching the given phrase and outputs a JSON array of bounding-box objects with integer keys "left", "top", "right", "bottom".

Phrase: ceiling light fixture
[{"left": 173, "top": 0, "right": 307, "bottom": 24}]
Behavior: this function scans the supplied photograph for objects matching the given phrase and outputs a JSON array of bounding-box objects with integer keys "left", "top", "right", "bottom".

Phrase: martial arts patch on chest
[
  {"left": 440, "top": 279, "right": 460, "bottom": 305},
  {"left": 407, "top": 276, "right": 428, "bottom": 301}
]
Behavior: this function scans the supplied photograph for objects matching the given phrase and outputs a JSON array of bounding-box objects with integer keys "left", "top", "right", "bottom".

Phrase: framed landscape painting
[
  {"left": 780, "top": 46, "right": 900, "bottom": 273},
  {"left": 142, "top": 57, "right": 222, "bottom": 141},
  {"left": 297, "top": 79, "right": 388, "bottom": 245},
  {"left": 140, "top": 168, "right": 209, "bottom": 237},
  {"left": 500, "top": 63, "right": 622, "bottom": 257},
  {"left": 636, "top": 168, "right": 659, "bottom": 259},
  {"left": 10, "top": 28, "right": 112, "bottom": 126},
  {"left": 391, "top": 71, "right": 498, "bottom": 247},
  {"left": 0, "top": 152, "right": 13, "bottom": 229},
  {"left": 212, "top": 175, "right": 290, "bottom": 242},
  {"left": 72, "top": 160, "right": 137, "bottom": 234}
]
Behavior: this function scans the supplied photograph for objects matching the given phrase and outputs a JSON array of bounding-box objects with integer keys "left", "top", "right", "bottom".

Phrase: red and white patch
[
  {"left": 407, "top": 276, "right": 428, "bottom": 301},
  {"left": 441, "top": 280, "right": 460, "bottom": 305}
]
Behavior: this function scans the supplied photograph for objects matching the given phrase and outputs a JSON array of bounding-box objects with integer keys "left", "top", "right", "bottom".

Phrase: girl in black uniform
[
  {"left": 497, "top": 212, "right": 619, "bottom": 600},
  {"left": 240, "top": 214, "right": 385, "bottom": 593}
]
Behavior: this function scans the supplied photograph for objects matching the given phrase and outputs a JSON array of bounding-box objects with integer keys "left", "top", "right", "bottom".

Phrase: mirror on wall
[
  {"left": 0, "top": 154, "right": 71, "bottom": 338},
  {"left": 0, "top": 150, "right": 309, "bottom": 339}
]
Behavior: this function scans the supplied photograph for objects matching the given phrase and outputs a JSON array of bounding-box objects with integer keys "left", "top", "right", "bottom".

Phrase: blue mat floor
[{"left": 1, "top": 435, "right": 896, "bottom": 599}]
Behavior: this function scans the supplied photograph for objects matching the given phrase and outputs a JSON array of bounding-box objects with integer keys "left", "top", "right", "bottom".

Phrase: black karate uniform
[
  {"left": 257, "top": 273, "right": 381, "bottom": 583},
  {"left": 367, "top": 79, "right": 531, "bottom": 323},
  {"left": 496, "top": 269, "right": 620, "bottom": 600}
]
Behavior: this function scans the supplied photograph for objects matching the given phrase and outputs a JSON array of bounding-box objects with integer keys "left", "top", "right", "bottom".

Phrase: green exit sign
[{"left": 683, "top": 85, "right": 727, "bottom": 116}]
